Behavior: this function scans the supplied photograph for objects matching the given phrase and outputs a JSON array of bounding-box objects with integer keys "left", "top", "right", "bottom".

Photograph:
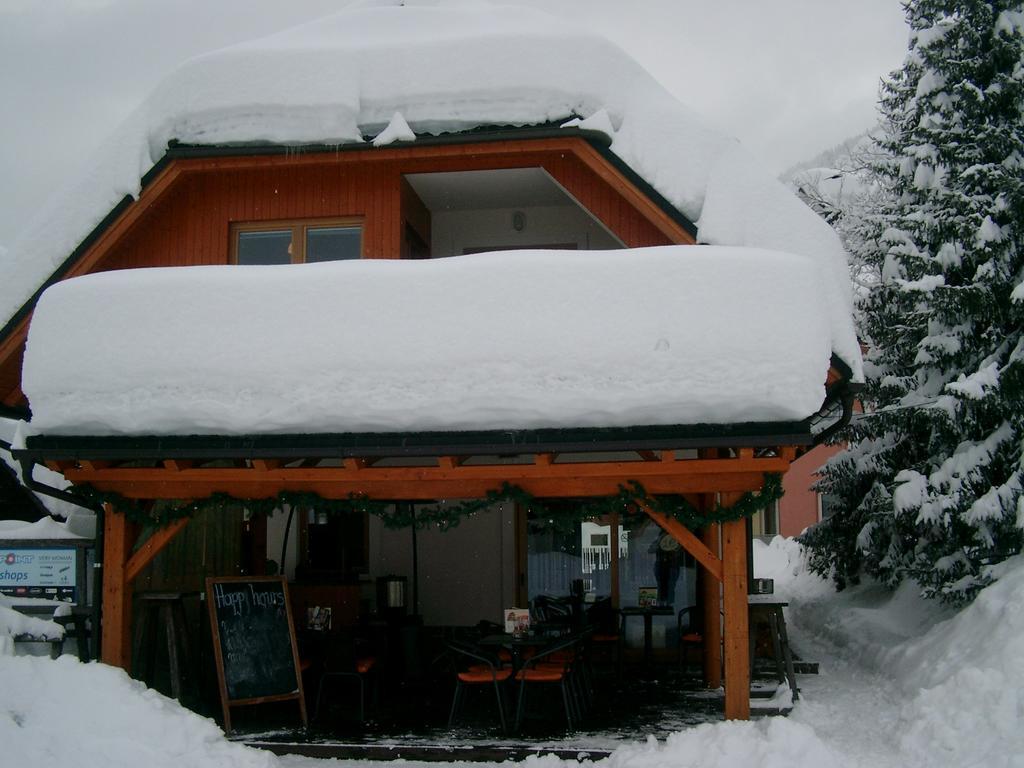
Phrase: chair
[
  {"left": 586, "top": 597, "right": 622, "bottom": 678},
  {"left": 447, "top": 640, "right": 514, "bottom": 733},
  {"left": 314, "top": 632, "right": 378, "bottom": 724},
  {"left": 513, "top": 633, "right": 581, "bottom": 732},
  {"left": 532, "top": 595, "right": 573, "bottom": 625},
  {"left": 677, "top": 605, "right": 703, "bottom": 670}
]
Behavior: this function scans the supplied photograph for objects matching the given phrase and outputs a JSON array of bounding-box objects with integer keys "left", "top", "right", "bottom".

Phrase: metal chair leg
[
  {"left": 493, "top": 680, "right": 508, "bottom": 734},
  {"left": 448, "top": 680, "right": 463, "bottom": 728},
  {"left": 560, "top": 679, "right": 574, "bottom": 730},
  {"left": 514, "top": 678, "right": 527, "bottom": 733}
]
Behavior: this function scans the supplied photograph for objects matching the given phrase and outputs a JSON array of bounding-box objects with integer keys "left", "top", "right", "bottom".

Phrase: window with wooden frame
[{"left": 230, "top": 217, "right": 363, "bottom": 265}]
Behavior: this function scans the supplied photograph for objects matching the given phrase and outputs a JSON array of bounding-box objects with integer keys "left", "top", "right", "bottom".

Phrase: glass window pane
[
  {"left": 618, "top": 519, "right": 697, "bottom": 649},
  {"left": 306, "top": 226, "right": 361, "bottom": 263},
  {"left": 237, "top": 230, "right": 292, "bottom": 265},
  {"left": 527, "top": 510, "right": 613, "bottom": 604}
]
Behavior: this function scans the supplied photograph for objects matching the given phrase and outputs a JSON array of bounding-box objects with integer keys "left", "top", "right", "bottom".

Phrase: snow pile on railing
[
  {"left": 0, "top": 1, "right": 860, "bottom": 379},
  {"left": 0, "top": 597, "right": 64, "bottom": 654},
  {"left": 23, "top": 246, "right": 832, "bottom": 436}
]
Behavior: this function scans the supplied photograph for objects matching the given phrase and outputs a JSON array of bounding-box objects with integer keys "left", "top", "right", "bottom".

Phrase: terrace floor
[{"left": 229, "top": 661, "right": 794, "bottom": 762}]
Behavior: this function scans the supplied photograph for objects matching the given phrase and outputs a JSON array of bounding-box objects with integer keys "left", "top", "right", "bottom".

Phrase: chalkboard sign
[{"left": 206, "top": 576, "right": 307, "bottom": 732}]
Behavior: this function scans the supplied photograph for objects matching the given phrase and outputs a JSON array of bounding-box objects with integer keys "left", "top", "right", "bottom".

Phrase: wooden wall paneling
[
  {"left": 202, "top": 173, "right": 225, "bottom": 264},
  {"left": 400, "top": 175, "right": 431, "bottom": 258},
  {"left": 125, "top": 516, "right": 192, "bottom": 583},
  {"left": 182, "top": 175, "right": 197, "bottom": 266},
  {"left": 370, "top": 164, "right": 386, "bottom": 258},
  {"left": 0, "top": 137, "right": 698, "bottom": 407},
  {"left": 0, "top": 347, "right": 23, "bottom": 407},
  {"left": 386, "top": 165, "right": 403, "bottom": 258},
  {"left": 310, "top": 163, "right": 323, "bottom": 219}
]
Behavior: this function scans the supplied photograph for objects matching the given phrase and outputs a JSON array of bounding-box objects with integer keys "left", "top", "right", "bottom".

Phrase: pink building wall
[{"left": 779, "top": 443, "right": 844, "bottom": 538}]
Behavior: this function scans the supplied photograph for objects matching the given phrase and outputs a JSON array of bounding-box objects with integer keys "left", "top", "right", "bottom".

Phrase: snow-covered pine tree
[{"left": 802, "top": 0, "right": 1024, "bottom": 602}]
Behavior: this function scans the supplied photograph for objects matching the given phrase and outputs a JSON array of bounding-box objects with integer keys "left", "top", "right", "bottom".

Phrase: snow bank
[
  {"left": 603, "top": 720, "right": 844, "bottom": 768},
  {"left": 881, "top": 556, "right": 1024, "bottom": 767},
  {"left": 761, "top": 537, "right": 1024, "bottom": 768},
  {"left": 0, "top": 654, "right": 276, "bottom": 768},
  {"left": 22, "top": 246, "right": 833, "bottom": 436},
  {"left": 0, "top": 0, "right": 861, "bottom": 380},
  {"left": 5, "top": 541, "right": 1024, "bottom": 768}
]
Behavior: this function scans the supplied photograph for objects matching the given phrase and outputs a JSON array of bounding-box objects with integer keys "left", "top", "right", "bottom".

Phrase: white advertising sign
[{"left": 1, "top": 547, "right": 77, "bottom": 592}]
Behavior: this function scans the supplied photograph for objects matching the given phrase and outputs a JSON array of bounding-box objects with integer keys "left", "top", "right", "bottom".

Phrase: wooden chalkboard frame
[{"left": 206, "top": 576, "right": 307, "bottom": 732}]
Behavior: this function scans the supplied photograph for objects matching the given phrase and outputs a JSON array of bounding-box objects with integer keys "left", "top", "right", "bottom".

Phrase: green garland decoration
[{"left": 73, "top": 473, "right": 783, "bottom": 532}]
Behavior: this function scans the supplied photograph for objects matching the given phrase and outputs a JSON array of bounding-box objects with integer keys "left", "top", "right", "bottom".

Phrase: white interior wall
[
  {"left": 430, "top": 204, "right": 621, "bottom": 258},
  {"left": 370, "top": 502, "right": 516, "bottom": 626},
  {"left": 265, "top": 506, "right": 299, "bottom": 580}
]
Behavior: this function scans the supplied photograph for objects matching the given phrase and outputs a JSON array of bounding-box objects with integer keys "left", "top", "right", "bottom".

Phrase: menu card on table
[{"left": 503, "top": 607, "right": 530, "bottom": 634}]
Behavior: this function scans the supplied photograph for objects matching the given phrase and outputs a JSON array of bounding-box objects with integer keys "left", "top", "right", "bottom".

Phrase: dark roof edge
[
  {"left": 0, "top": 402, "right": 31, "bottom": 421},
  {"left": 0, "top": 124, "right": 698, "bottom": 351},
  {"left": 17, "top": 420, "right": 813, "bottom": 462},
  {"left": 0, "top": 195, "right": 134, "bottom": 348}
]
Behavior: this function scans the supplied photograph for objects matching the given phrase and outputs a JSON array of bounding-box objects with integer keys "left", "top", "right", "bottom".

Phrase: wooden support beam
[
  {"left": 163, "top": 459, "right": 194, "bottom": 472},
  {"left": 636, "top": 450, "right": 660, "bottom": 462},
  {"left": 125, "top": 516, "right": 192, "bottom": 583},
  {"left": 79, "top": 460, "right": 112, "bottom": 472},
  {"left": 609, "top": 513, "right": 621, "bottom": 609},
  {"left": 661, "top": 450, "right": 677, "bottom": 462},
  {"left": 533, "top": 453, "right": 554, "bottom": 466},
  {"left": 701, "top": 502, "right": 723, "bottom": 690},
  {"left": 72, "top": 473, "right": 771, "bottom": 500},
  {"left": 63, "top": 453, "right": 787, "bottom": 501},
  {"left": 100, "top": 503, "right": 133, "bottom": 669},
  {"left": 635, "top": 499, "right": 722, "bottom": 583},
  {"left": 437, "top": 456, "right": 463, "bottom": 470},
  {"left": 45, "top": 460, "right": 72, "bottom": 473},
  {"left": 251, "top": 459, "right": 280, "bottom": 472},
  {"left": 721, "top": 495, "right": 750, "bottom": 720}
]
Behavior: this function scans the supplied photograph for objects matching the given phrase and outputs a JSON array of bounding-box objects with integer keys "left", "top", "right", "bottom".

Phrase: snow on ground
[
  {"left": 1, "top": 654, "right": 275, "bottom": 768},
  {"left": 4, "top": 535, "right": 1023, "bottom": 767},
  {"left": 22, "top": 246, "right": 832, "bottom": 436},
  {"left": 0, "top": 1, "right": 861, "bottom": 381}
]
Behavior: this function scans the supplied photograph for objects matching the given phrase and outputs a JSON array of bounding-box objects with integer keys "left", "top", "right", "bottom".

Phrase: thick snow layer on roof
[
  {"left": 22, "top": 247, "right": 832, "bottom": 436},
  {"left": 0, "top": 0, "right": 861, "bottom": 379}
]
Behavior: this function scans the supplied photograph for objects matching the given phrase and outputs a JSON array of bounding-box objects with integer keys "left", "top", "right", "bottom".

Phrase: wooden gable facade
[
  {"left": 0, "top": 130, "right": 692, "bottom": 411},
  {"left": 1, "top": 129, "right": 840, "bottom": 723}
]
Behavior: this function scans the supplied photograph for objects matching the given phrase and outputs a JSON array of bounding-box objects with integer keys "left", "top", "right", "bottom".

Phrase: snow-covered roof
[
  {"left": 1, "top": 0, "right": 861, "bottom": 382},
  {"left": 23, "top": 246, "right": 833, "bottom": 436}
]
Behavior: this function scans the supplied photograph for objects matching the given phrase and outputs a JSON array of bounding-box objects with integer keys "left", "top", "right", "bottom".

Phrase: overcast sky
[{"left": 0, "top": 0, "right": 909, "bottom": 248}]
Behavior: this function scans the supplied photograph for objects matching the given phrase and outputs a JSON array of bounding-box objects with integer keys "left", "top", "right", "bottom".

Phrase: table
[
  {"left": 619, "top": 605, "right": 673, "bottom": 671},
  {"left": 748, "top": 595, "right": 799, "bottom": 699},
  {"left": 479, "top": 630, "right": 564, "bottom": 671}
]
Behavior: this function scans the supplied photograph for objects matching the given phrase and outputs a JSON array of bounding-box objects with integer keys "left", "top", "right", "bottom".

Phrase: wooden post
[
  {"left": 701, "top": 510, "right": 722, "bottom": 689},
  {"left": 721, "top": 496, "right": 750, "bottom": 720},
  {"left": 101, "top": 503, "right": 133, "bottom": 668},
  {"left": 609, "top": 512, "right": 621, "bottom": 609}
]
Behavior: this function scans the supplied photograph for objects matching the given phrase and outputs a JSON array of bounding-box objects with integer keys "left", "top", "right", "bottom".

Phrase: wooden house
[{"left": 0, "top": 4, "right": 861, "bottom": 721}]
